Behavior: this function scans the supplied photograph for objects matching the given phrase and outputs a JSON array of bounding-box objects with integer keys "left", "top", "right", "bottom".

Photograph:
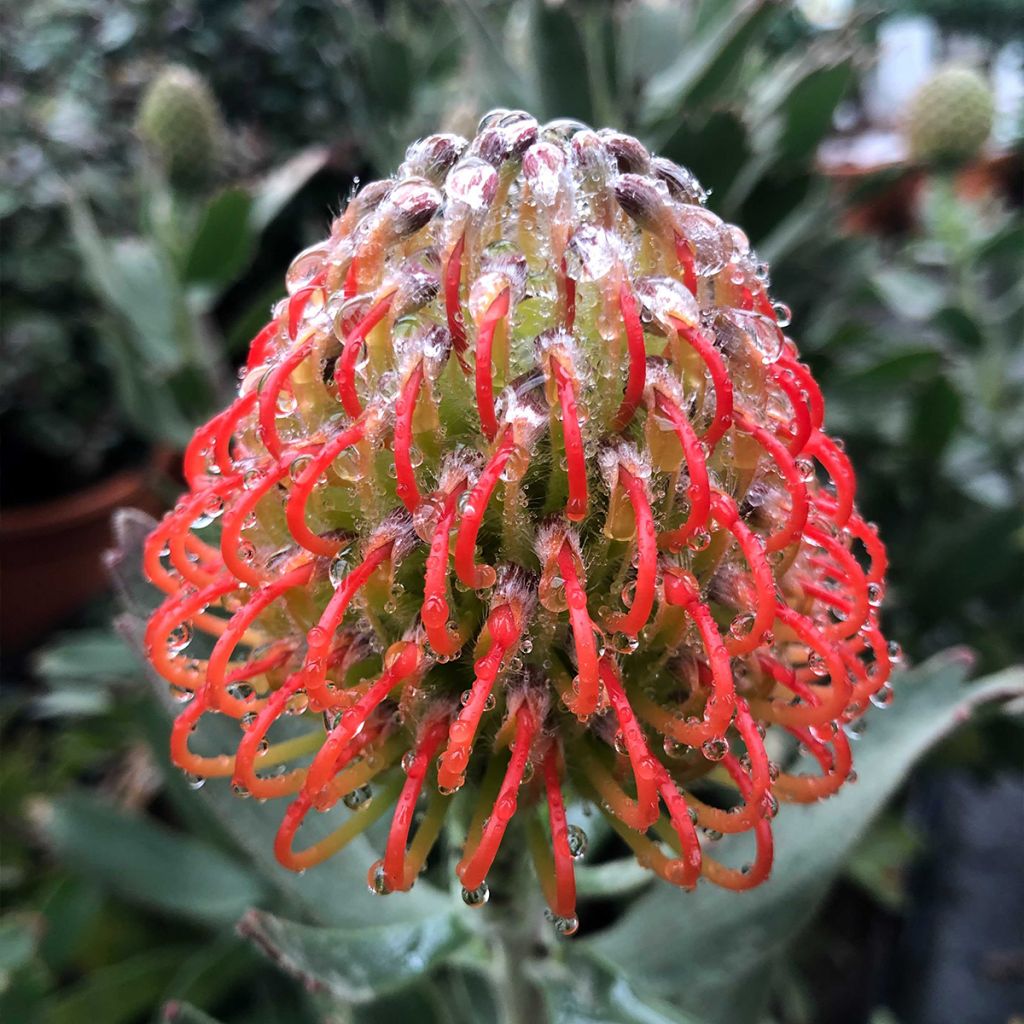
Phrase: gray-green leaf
[
  {"left": 43, "top": 794, "right": 268, "bottom": 927},
  {"left": 239, "top": 908, "right": 472, "bottom": 1003}
]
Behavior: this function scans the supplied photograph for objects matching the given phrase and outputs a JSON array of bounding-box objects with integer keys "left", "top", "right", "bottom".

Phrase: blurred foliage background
[{"left": 1, "top": 2, "right": 1022, "bottom": 1023}]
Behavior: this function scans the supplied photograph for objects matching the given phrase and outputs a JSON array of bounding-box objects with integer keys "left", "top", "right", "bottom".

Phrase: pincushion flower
[{"left": 143, "top": 111, "right": 896, "bottom": 936}]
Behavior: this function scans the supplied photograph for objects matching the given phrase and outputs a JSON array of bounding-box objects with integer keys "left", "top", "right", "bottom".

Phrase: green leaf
[
  {"left": 33, "top": 629, "right": 137, "bottom": 686},
  {"left": 37, "top": 877, "right": 104, "bottom": 973},
  {"left": 226, "top": 279, "right": 286, "bottom": 357},
  {"left": 50, "top": 947, "right": 190, "bottom": 1024},
  {"left": 362, "top": 31, "right": 413, "bottom": 113},
  {"left": 183, "top": 188, "right": 255, "bottom": 291},
  {"left": 238, "top": 908, "right": 472, "bottom": 1003},
  {"left": 68, "top": 197, "right": 187, "bottom": 373},
  {"left": 932, "top": 306, "right": 984, "bottom": 350},
  {"left": 845, "top": 814, "right": 922, "bottom": 911},
  {"left": 909, "top": 374, "right": 962, "bottom": 458},
  {"left": 0, "top": 915, "right": 40, "bottom": 974},
  {"left": 659, "top": 110, "right": 751, "bottom": 203},
  {"left": 575, "top": 858, "right": 653, "bottom": 899},
  {"left": 581, "top": 655, "right": 1024, "bottom": 1024},
  {"left": 870, "top": 268, "right": 947, "bottom": 322},
  {"left": 619, "top": 2, "right": 694, "bottom": 91},
  {"left": 251, "top": 147, "right": 330, "bottom": 234},
  {"left": 162, "top": 1003, "right": 225, "bottom": 1024},
  {"left": 531, "top": 1, "right": 593, "bottom": 124},
  {"left": 159, "top": 933, "right": 260, "bottom": 1015},
  {"left": 533, "top": 955, "right": 707, "bottom": 1024},
  {"left": 776, "top": 57, "right": 855, "bottom": 165},
  {"left": 449, "top": 0, "right": 532, "bottom": 109},
  {"left": 838, "top": 350, "right": 942, "bottom": 388},
  {"left": 43, "top": 794, "right": 268, "bottom": 927},
  {"left": 352, "top": 985, "right": 450, "bottom": 1024},
  {"left": 643, "top": 0, "right": 776, "bottom": 123}
]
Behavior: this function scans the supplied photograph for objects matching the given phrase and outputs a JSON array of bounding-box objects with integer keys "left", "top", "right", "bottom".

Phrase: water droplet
[
  {"left": 663, "top": 736, "right": 688, "bottom": 759},
  {"left": 368, "top": 859, "right": 393, "bottom": 895},
  {"left": 329, "top": 545, "right": 354, "bottom": 588},
  {"left": 701, "top": 737, "right": 729, "bottom": 762},
  {"left": 461, "top": 881, "right": 490, "bottom": 908},
  {"left": 286, "top": 691, "right": 309, "bottom": 716},
  {"left": 564, "top": 224, "right": 619, "bottom": 282},
  {"left": 870, "top": 684, "right": 894, "bottom": 709},
  {"left": 167, "top": 622, "right": 193, "bottom": 654},
  {"left": 808, "top": 653, "right": 829, "bottom": 677},
  {"left": 548, "top": 911, "right": 579, "bottom": 937},
  {"left": 687, "top": 529, "right": 712, "bottom": 552},
  {"left": 343, "top": 784, "right": 373, "bottom": 810},
  {"left": 567, "top": 824, "right": 588, "bottom": 860}
]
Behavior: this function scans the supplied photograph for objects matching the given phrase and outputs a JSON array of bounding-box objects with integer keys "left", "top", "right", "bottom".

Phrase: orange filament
[
  {"left": 599, "top": 659, "right": 660, "bottom": 830},
  {"left": 285, "top": 419, "right": 369, "bottom": 557},
  {"left": 303, "top": 634, "right": 421, "bottom": 799},
  {"left": 652, "top": 387, "right": 711, "bottom": 551}
]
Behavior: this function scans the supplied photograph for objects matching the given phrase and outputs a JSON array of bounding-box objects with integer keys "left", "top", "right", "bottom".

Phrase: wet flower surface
[{"left": 144, "top": 111, "right": 895, "bottom": 936}]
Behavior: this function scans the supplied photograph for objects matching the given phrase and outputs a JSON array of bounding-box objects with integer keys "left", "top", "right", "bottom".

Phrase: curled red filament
[
  {"left": 437, "top": 603, "right": 522, "bottom": 793},
  {"left": 444, "top": 233, "right": 469, "bottom": 368},
  {"left": 335, "top": 292, "right": 396, "bottom": 418},
  {"left": 475, "top": 286, "right": 511, "bottom": 441},
  {"left": 393, "top": 360, "right": 425, "bottom": 512},
  {"left": 542, "top": 743, "right": 578, "bottom": 919},
  {"left": 421, "top": 482, "right": 469, "bottom": 658},
  {"left": 454, "top": 427, "right": 518, "bottom": 590},
  {"left": 383, "top": 716, "right": 448, "bottom": 891},
  {"left": 604, "top": 467, "right": 657, "bottom": 638},
  {"left": 613, "top": 277, "right": 646, "bottom": 432},
  {"left": 549, "top": 355, "right": 588, "bottom": 521},
  {"left": 557, "top": 540, "right": 600, "bottom": 717},
  {"left": 668, "top": 314, "right": 733, "bottom": 448},
  {"left": 457, "top": 700, "right": 537, "bottom": 891}
]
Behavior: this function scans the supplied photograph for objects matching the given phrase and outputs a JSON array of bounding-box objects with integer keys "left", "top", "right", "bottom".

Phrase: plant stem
[{"left": 485, "top": 849, "right": 549, "bottom": 1024}]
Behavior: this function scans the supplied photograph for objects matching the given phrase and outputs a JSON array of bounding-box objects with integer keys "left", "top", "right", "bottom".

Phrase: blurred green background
[{"left": 1, "top": 2, "right": 1022, "bottom": 1023}]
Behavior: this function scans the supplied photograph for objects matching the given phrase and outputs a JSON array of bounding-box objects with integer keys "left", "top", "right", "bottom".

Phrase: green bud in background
[
  {"left": 904, "top": 66, "right": 995, "bottom": 167},
  {"left": 136, "top": 65, "right": 225, "bottom": 192}
]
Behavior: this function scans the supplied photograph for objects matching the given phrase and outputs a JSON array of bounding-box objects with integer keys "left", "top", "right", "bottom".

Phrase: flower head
[{"left": 143, "top": 111, "right": 895, "bottom": 935}]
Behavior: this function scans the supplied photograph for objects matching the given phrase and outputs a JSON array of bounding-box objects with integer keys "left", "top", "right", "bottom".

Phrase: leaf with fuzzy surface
[{"left": 238, "top": 908, "right": 472, "bottom": 1004}]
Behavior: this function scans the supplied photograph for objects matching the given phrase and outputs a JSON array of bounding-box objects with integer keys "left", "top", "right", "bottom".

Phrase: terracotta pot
[{"left": 0, "top": 449, "right": 175, "bottom": 652}]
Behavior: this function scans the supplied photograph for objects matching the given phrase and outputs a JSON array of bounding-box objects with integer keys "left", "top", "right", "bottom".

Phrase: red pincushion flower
[{"left": 143, "top": 112, "right": 896, "bottom": 935}]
